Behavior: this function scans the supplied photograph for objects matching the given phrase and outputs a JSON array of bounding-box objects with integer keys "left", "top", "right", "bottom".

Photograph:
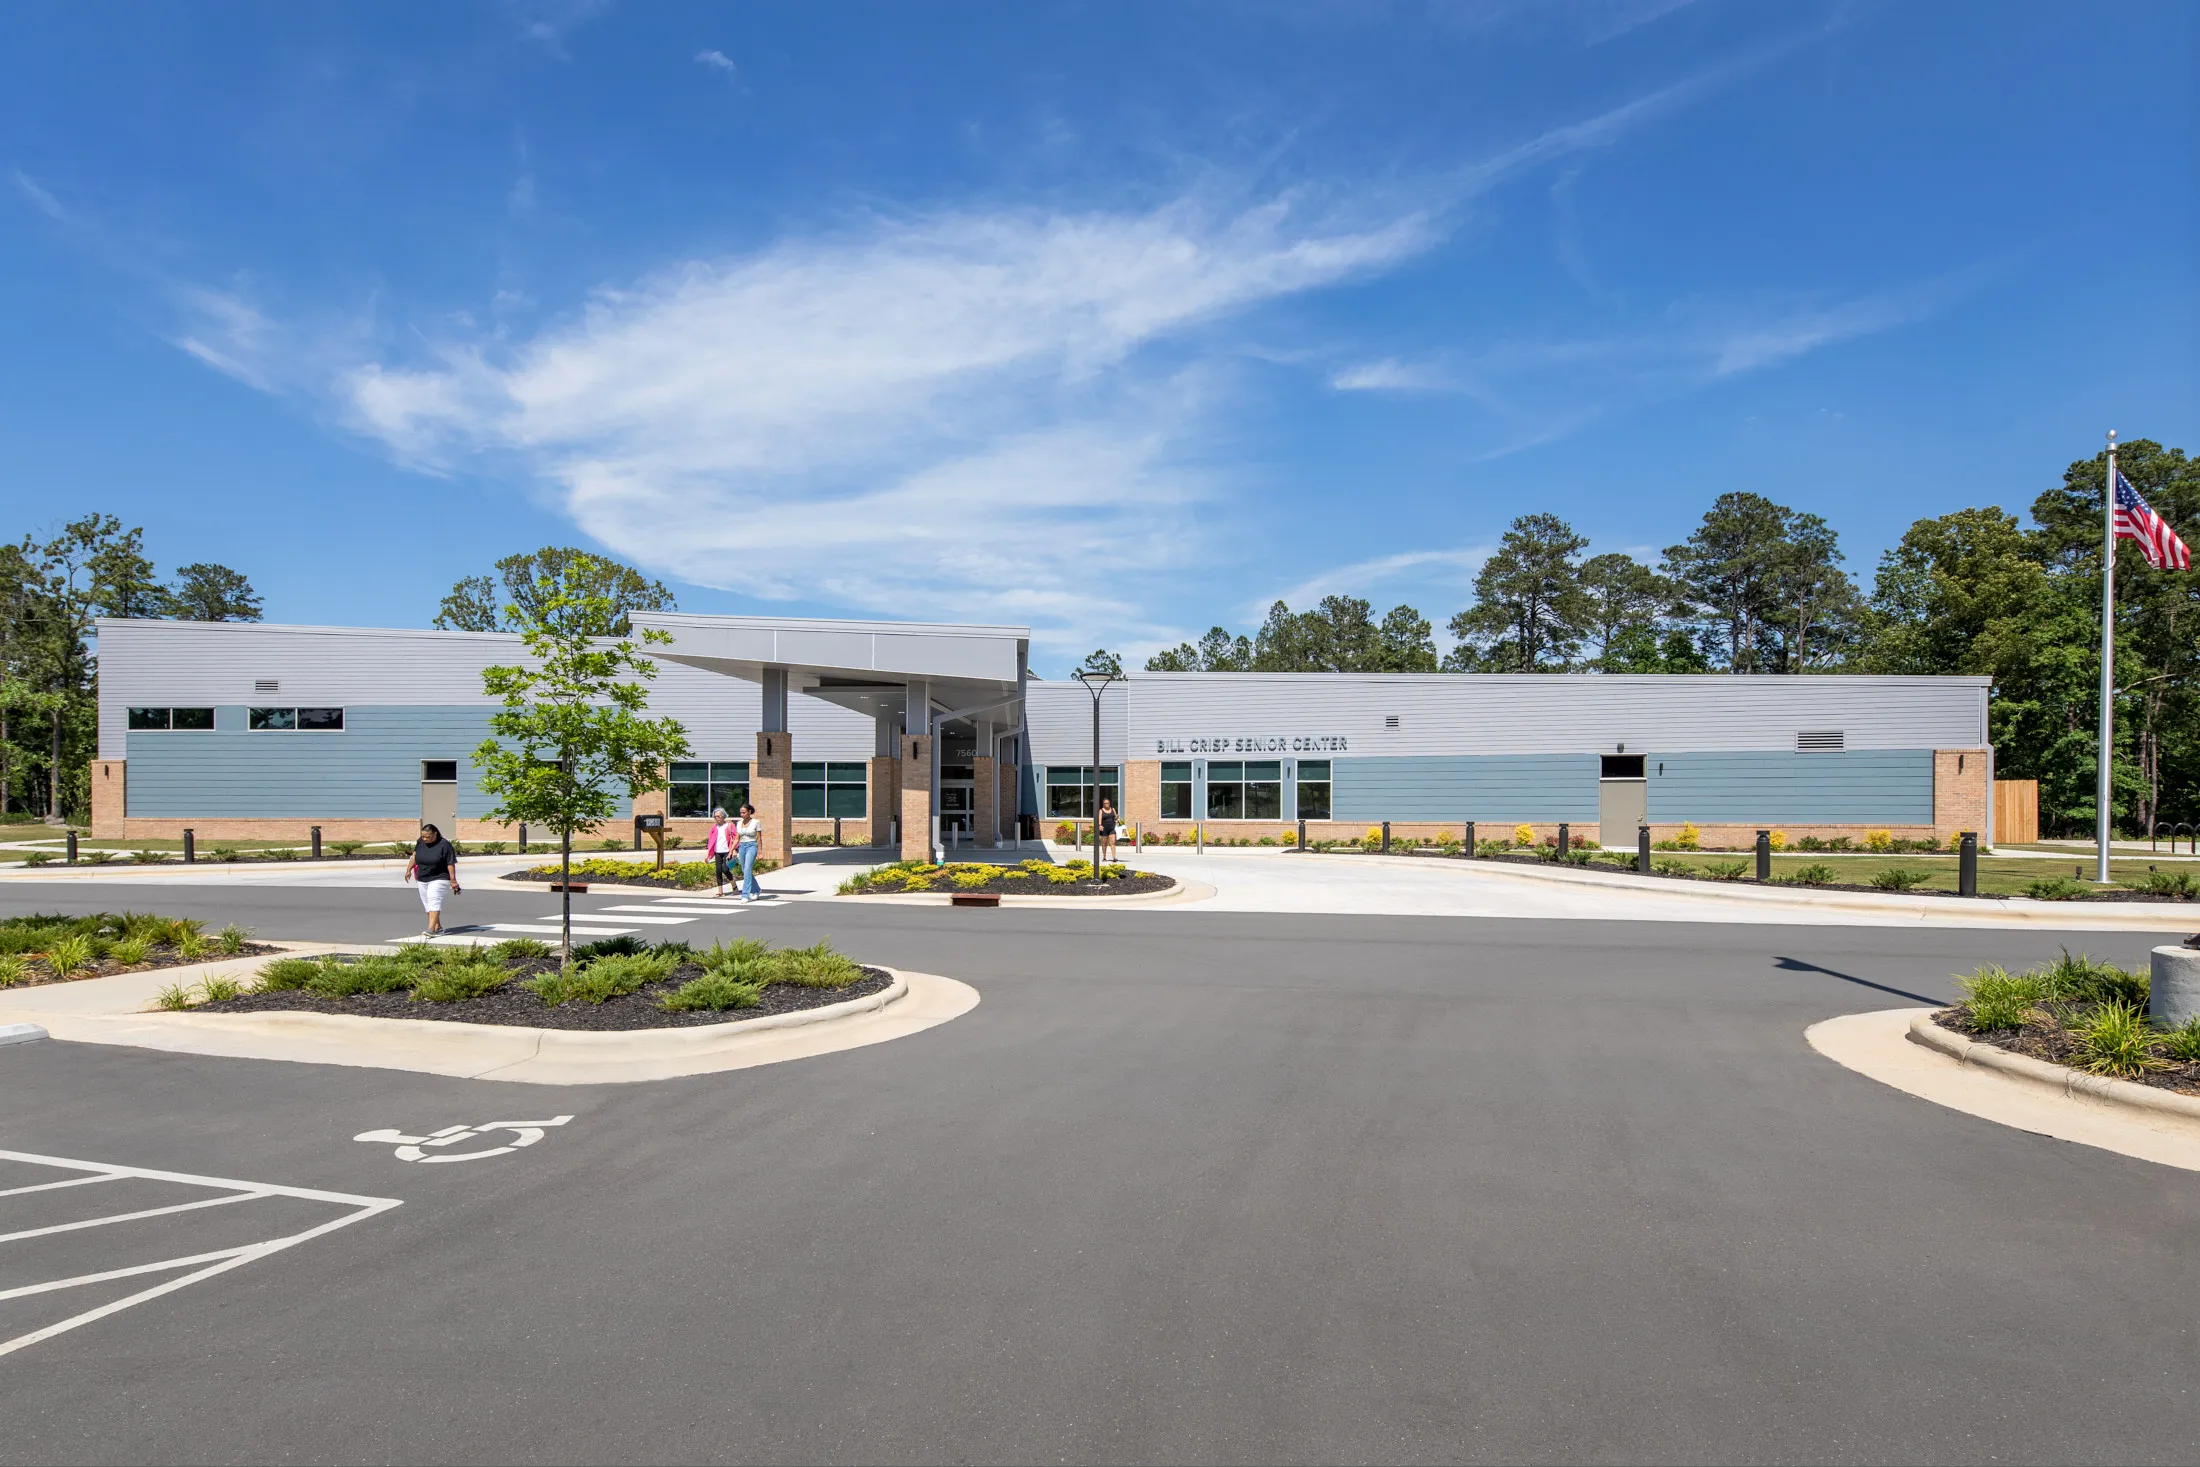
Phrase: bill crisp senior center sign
[{"left": 1153, "top": 736, "right": 1350, "bottom": 754}]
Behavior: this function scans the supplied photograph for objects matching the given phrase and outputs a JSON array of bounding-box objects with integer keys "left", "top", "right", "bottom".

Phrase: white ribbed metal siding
[
  {"left": 96, "top": 620, "right": 875, "bottom": 761},
  {"left": 1122, "top": 673, "right": 1988, "bottom": 758},
  {"left": 1024, "top": 680, "right": 1127, "bottom": 765}
]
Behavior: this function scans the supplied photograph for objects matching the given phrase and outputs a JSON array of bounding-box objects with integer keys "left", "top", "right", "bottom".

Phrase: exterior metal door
[
  {"left": 421, "top": 760, "right": 458, "bottom": 832},
  {"left": 1598, "top": 779, "right": 1646, "bottom": 843}
]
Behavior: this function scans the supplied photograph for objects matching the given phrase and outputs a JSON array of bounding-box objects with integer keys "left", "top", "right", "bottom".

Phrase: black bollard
[
  {"left": 1638, "top": 824, "right": 1651, "bottom": 874},
  {"left": 311, "top": 825, "right": 322, "bottom": 859},
  {"left": 182, "top": 828, "right": 195, "bottom": 864},
  {"left": 1556, "top": 822, "right": 1569, "bottom": 861},
  {"left": 67, "top": 830, "right": 78, "bottom": 864},
  {"left": 1381, "top": 820, "right": 1391, "bottom": 853},
  {"left": 519, "top": 822, "right": 529, "bottom": 854},
  {"left": 1756, "top": 830, "right": 1771, "bottom": 881},
  {"left": 1463, "top": 821, "right": 1475, "bottom": 858},
  {"left": 1297, "top": 817, "right": 1306, "bottom": 851},
  {"left": 1959, "top": 831, "right": 1978, "bottom": 897}
]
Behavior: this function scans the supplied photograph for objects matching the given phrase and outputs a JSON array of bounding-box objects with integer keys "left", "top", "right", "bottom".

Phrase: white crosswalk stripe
[
  {"left": 598, "top": 903, "right": 735, "bottom": 915},
  {"left": 536, "top": 912, "right": 695, "bottom": 925}
]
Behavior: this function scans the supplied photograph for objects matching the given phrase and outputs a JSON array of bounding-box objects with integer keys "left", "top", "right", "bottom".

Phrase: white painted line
[
  {"left": 0, "top": 1188, "right": 263, "bottom": 1244},
  {"left": 0, "top": 1172, "right": 125, "bottom": 1200},
  {"left": 0, "top": 1148, "right": 400, "bottom": 1360},
  {"left": 475, "top": 923, "right": 636, "bottom": 937},
  {"left": 537, "top": 912, "right": 694, "bottom": 925},
  {"left": 0, "top": 1245, "right": 255, "bottom": 1301},
  {"left": 637, "top": 901, "right": 753, "bottom": 912}
]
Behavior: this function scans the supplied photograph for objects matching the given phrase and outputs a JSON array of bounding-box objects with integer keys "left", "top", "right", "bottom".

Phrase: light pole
[{"left": 1071, "top": 668, "right": 1123, "bottom": 883}]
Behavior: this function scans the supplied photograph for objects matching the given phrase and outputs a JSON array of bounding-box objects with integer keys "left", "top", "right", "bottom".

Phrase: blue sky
[{"left": 3, "top": 0, "right": 2193, "bottom": 674}]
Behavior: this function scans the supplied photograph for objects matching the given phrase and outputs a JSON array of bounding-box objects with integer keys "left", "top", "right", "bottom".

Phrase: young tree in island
[{"left": 472, "top": 577, "right": 691, "bottom": 959}]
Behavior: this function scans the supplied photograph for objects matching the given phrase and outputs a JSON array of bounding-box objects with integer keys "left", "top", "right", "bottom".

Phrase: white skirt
[{"left": 417, "top": 878, "right": 452, "bottom": 913}]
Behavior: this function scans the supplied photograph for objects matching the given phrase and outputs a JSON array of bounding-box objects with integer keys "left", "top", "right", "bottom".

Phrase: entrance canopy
[{"left": 627, "top": 612, "right": 1028, "bottom": 727}]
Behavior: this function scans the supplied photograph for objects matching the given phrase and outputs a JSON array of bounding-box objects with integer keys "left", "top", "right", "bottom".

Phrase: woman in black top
[
  {"left": 1097, "top": 797, "right": 1118, "bottom": 863},
  {"left": 406, "top": 824, "right": 461, "bottom": 937}
]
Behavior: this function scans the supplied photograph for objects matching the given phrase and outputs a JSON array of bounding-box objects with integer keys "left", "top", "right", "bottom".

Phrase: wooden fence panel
[{"left": 1994, "top": 779, "right": 2038, "bottom": 844}]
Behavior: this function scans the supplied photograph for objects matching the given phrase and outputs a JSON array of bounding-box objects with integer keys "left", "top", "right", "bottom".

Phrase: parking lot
[{"left": 2, "top": 884, "right": 2195, "bottom": 1463}]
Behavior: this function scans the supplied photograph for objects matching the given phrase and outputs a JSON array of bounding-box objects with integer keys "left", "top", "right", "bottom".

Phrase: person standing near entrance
[
  {"left": 735, "top": 802, "right": 764, "bottom": 901},
  {"left": 1097, "top": 797, "right": 1119, "bottom": 863},
  {"left": 706, "top": 807, "right": 735, "bottom": 897},
  {"left": 406, "top": 823, "right": 460, "bottom": 938}
]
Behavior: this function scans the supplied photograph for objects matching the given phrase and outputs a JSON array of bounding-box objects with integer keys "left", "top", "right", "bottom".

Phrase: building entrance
[
  {"left": 940, "top": 735, "right": 977, "bottom": 838},
  {"left": 1598, "top": 753, "right": 1646, "bottom": 844}
]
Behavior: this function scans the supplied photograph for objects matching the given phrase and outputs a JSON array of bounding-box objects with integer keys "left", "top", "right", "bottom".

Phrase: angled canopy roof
[{"left": 627, "top": 612, "right": 1028, "bottom": 723}]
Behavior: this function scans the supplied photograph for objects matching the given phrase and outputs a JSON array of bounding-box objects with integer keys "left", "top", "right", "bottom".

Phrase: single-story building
[{"left": 91, "top": 613, "right": 1994, "bottom": 859}]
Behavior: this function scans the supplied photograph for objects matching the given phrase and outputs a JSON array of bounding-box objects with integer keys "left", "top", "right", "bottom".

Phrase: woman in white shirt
[
  {"left": 706, "top": 808, "right": 735, "bottom": 897},
  {"left": 735, "top": 803, "right": 764, "bottom": 901}
]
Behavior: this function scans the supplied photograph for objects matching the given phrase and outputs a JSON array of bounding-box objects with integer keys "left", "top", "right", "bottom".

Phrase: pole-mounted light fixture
[{"left": 1071, "top": 668, "right": 1124, "bottom": 883}]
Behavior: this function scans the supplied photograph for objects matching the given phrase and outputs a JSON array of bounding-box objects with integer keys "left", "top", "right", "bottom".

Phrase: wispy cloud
[
  {"left": 11, "top": 169, "right": 69, "bottom": 223},
  {"left": 1330, "top": 357, "right": 1451, "bottom": 392},
  {"left": 1261, "top": 544, "right": 1493, "bottom": 619},
  {"left": 694, "top": 49, "right": 737, "bottom": 75}
]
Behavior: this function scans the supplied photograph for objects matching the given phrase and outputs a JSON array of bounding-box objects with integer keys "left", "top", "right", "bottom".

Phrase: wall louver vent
[
  {"left": 254, "top": 679, "right": 280, "bottom": 693},
  {"left": 1384, "top": 714, "right": 1401, "bottom": 729},
  {"left": 1797, "top": 730, "right": 1845, "bottom": 752}
]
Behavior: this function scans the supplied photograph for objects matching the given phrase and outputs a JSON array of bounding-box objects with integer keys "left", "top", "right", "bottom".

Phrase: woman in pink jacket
[{"left": 706, "top": 807, "right": 736, "bottom": 897}]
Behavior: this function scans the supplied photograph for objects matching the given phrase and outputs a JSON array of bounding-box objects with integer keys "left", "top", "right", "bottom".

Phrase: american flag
[{"left": 2113, "top": 469, "right": 2191, "bottom": 571}]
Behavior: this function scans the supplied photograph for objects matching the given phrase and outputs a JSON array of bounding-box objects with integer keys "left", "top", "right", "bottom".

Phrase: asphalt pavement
[{"left": 1, "top": 883, "right": 2194, "bottom": 1464}]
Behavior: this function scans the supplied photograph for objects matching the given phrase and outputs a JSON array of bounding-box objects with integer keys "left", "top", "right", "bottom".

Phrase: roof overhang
[{"left": 628, "top": 612, "right": 1028, "bottom": 724}]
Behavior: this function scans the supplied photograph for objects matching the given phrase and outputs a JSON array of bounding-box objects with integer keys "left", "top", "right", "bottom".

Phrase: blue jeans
[{"left": 738, "top": 841, "right": 760, "bottom": 899}]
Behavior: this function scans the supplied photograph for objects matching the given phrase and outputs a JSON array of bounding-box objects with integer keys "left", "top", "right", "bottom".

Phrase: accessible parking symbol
[{"left": 353, "top": 1116, "right": 574, "bottom": 1164}]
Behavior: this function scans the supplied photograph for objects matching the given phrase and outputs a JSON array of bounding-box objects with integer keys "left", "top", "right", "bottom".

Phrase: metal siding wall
[
  {"left": 1124, "top": 673, "right": 1988, "bottom": 758},
  {"left": 1024, "top": 681, "right": 1126, "bottom": 765},
  {"left": 124, "top": 706, "right": 637, "bottom": 821},
  {"left": 1333, "top": 755, "right": 1600, "bottom": 822},
  {"left": 96, "top": 620, "right": 878, "bottom": 762},
  {"left": 1647, "top": 750, "right": 1935, "bottom": 824}
]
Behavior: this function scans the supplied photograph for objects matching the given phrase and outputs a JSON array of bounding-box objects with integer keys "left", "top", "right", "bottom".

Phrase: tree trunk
[
  {"left": 560, "top": 829, "right": 572, "bottom": 963},
  {"left": 48, "top": 706, "right": 61, "bottom": 821}
]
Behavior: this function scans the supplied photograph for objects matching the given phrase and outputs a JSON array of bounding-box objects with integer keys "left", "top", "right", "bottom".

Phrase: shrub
[
  {"left": 1869, "top": 868, "right": 1932, "bottom": 891},
  {"left": 1795, "top": 836, "right": 1827, "bottom": 852},
  {"left": 1702, "top": 861, "right": 1749, "bottom": 882},
  {"left": 81, "top": 849, "right": 115, "bottom": 865},
  {"left": 22, "top": 851, "right": 54, "bottom": 866},
  {"left": 393, "top": 941, "right": 445, "bottom": 966},
  {"left": 176, "top": 930, "right": 211, "bottom": 960},
  {"left": 773, "top": 940, "right": 864, "bottom": 988},
  {"left": 385, "top": 842, "right": 412, "bottom": 857},
  {"left": 108, "top": 936, "right": 150, "bottom": 965},
  {"left": 309, "top": 955, "right": 416, "bottom": 998},
  {"left": 528, "top": 950, "right": 675, "bottom": 1005},
  {"left": 1651, "top": 858, "right": 1696, "bottom": 876},
  {"left": 1513, "top": 824, "right": 1535, "bottom": 846},
  {"left": 480, "top": 841, "right": 509, "bottom": 855},
  {"left": 902, "top": 873, "right": 936, "bottom": 891},
  {"left": 2025, "top": 877, "right": 2087, "bottom": 901},
  {"left": 1790, "top": 863, "right": 1837, "bottom": 887},
  {"left": 0, "top": 955, "right": 27, "bottom": 987},
  {"left": 1056, "top": 823, "right": 1076, "bottom": 844},
  {"left": 2041, "top": 950, "right": 2147, "bottom": 1007},
  {"left": 255, "top": 957, "right": 320, "bottom": 992},
  {"left": 1959, "top": 965, "right": 2043, "bottom": 1031},
  {"left": 951, "top": 869, "right": 994, "bottom": 889},
  {"left": 2160, "top": 1016, "right": 2200, "bottom": 1063},
  {"left": 44, "top": 935, "right": 97, "bottom": 978},
  {"left": 488, "top": 937, "right": 552, "bottom": 963},
  {"left": 153, "top": 981, "right": 194, "bottom": 1011},
  {"left": 208, "top": 847, "right": 240, "bottom": 863},
  {"left": 130, "top": 850, "right": 166, "bottom": 864},
  {"left": 2130, "top": 868, "right": 2199, "bottom": 899},
  {"left": 1864, "top": 829, "right": 1893, "bottom": 853},
  {"left": 330, "top": 841, "right": 363, "bottom": 856},
  {"left": 217, "top": 924, "right": 251, "bottom": 955},
  {"left": 573, "top": 934, "right": 649, "bottom": 960},
  {"left": 2073, "top": 999, "right": 2163, "bottom": 1077},
  {"left": 1767, "top": 829, "right": 1788, "bottom": 852},
  {"left": 661, "top": 972, "right": 764, "bottom": 1011},
  {"left": 412, "top": 960, "right": 510, "bottom": 1002},
  {"left": 199, "top": 975, "right": 243, "bottom": 1003},
  {"left": 1673, "top": 822, "right": 1701, "bottom": 851}
]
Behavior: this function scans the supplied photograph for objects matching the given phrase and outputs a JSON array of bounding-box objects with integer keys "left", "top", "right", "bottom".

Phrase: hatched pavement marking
[{"left": 0, "top": 1148, "right": 400, "bottom": 1359}]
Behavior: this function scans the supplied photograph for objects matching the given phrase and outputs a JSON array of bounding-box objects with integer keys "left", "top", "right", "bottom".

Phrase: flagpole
[{"left": 2096, "top": 429, "right": 2117, "bottom": 883}]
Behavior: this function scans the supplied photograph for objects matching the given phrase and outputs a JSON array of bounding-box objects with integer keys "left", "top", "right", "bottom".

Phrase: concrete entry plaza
[{"left": 3, "top": 874, "right": 2199, "bottom": 1461}]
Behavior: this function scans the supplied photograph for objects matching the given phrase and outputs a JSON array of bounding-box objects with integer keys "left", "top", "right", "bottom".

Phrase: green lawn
[{"left": 1588, "top": 849, "right": 2200, "bottom": 899}]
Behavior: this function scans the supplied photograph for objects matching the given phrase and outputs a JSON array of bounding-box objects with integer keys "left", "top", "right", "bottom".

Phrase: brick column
[
  {"left": 91, "top": 759, "right": 125, "bottom": 839},
  {"left": 973, "top": 755, "right": 997, "bottom": 848},
  {"left": 755, "top": 731, "right": 792, "bottom": 866},
  {"left": 1934, "top": 748, "right": 1991, "bottom": 845},
  {"left": 1124, "top": 760, "right": 1159, "bottom": 842},
  {"left": 900, "top": 733, "right": 933, "bottom": 863},
  {"left": 869, "top": 756, "right": 899, "bottom": 847}
]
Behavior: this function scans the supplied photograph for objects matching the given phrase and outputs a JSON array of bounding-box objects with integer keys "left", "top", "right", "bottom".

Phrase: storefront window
[
  {"left": 1295, "top": 760, "right": 1332, "bottom": 821},
  {"left": 1206, "top": 761, "right": 1281, "bottom": 820},
  {"left": 130, "top": 707, "right": 214, "bottom": 731},
  {"left": 1159, "top": 762, "right": 1193, "bottom": 819},
  {"left": 1045, "top": 766, "right": 1118, "bottom": 818},
  {"left": 793, "top": 761, "right": 869, "bottom": 818},
  {"left": 670, "top": 761, "right": 749, "bottom": 818}
]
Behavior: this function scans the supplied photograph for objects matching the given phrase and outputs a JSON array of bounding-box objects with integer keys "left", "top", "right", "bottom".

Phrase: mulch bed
[
  {"left": 855, "top": 871, "right": 1177, "bottom": 898},
  {"left": 1931, "top": 1009, "right": 2200, "bottom": 1096},
  {"left": 501, "top": 870, "right": 712, "bottom": 891},
  {"left": 196, "top": 960, "right": 894, "bottom": 1031},
  {"left": 3, "top": 943, "right": 280, "bottom": 990}
]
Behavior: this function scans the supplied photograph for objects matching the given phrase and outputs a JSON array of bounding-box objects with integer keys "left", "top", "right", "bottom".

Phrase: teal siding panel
[
  {"left": 1647, "top": 750, "right": 1933, "bottom": 824},
  {"left": 1333, "top": 755, "right": 1600, "bottom": 822},
  {"left": 124, "top": 705, "right": 634, "bottom": 821}
]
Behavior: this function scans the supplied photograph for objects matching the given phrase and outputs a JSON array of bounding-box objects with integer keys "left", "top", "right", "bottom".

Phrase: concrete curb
[
  {"left": 1905, "top": 1013, "right": 2200, "bottom": 1122},
  {"left": 11, "top": 966, "right": 978, "bottom": 1085},
  {"left": 847, "top": 877, "right": 1198, "bottom": 908}
]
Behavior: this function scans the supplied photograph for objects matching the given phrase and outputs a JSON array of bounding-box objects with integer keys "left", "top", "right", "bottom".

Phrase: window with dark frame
[
  {"left": 669, "top": 761, "right": 750, "bottom": 817},
  {"left": 171, "top": 707, "right": 214, "bottom": 730},
  {"left": 1205, "top": 760, "right": 1283, "bottom": 821},
  {"left": 793, "top": 761, "right": 868, "bottom": 819},
  {"left": 1045, "top": 766, "right": 1118, "bottom": 819},
  {"left": 1295, "top": 760, "right": 1332, "bottom": 821},
  {"left": 1159, "top": 761, "right": 1193, "bottom": 820},
  {"left": 247, "top": 706, "right": 343, "bottom": 731}
]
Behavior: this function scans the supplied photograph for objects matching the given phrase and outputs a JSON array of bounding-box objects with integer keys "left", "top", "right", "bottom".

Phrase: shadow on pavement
[{"left": 1774, "top": 955, "right": 1947, "bottom": 1008}]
